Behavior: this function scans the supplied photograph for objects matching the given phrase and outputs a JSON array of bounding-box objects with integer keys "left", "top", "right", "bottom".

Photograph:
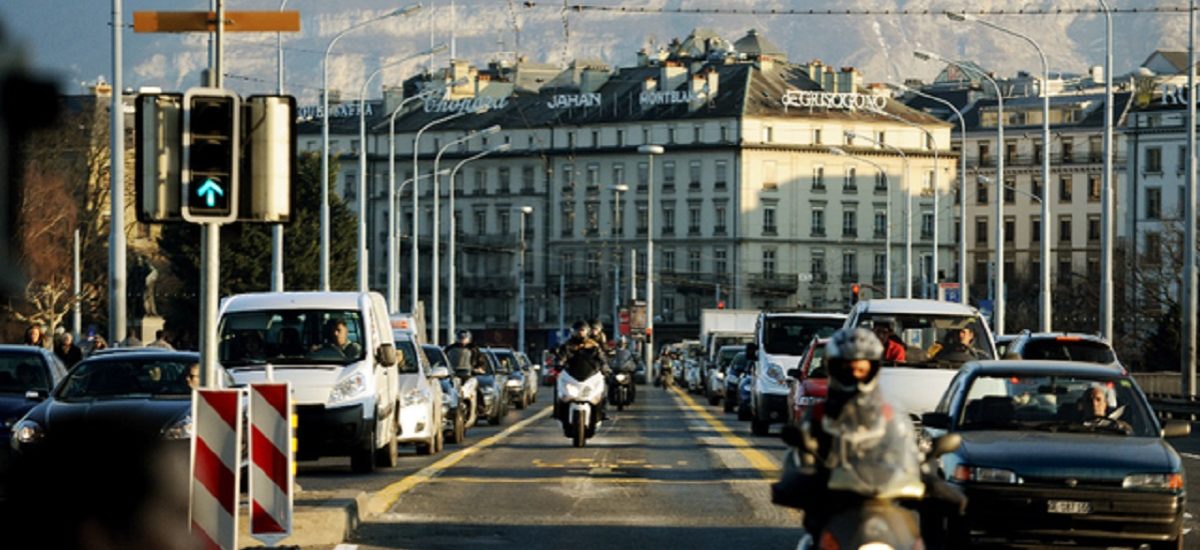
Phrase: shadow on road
[{"left": 352, "top": 522, "right": 802, "bottom": 550}]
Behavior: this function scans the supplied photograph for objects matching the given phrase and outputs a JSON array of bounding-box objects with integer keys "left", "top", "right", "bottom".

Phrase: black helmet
[
  {"left": 456, "top": 329, "right": 472, "bottom": 342},
  {"left": 825, "top": 327, "right": 884, "bottom": 394},
  {"left": 572, "top": 320, "right": 589, "bottom": 333}
]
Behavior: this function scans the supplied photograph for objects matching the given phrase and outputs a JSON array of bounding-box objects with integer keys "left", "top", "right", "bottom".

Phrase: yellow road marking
[
  {"left": 670, "top": 387, "right": 781, "bottom": 478},
  {"left": 366, "top": 405, "right": 553, "bottom": 515},
  {"left": 423, "top": 476, "right": 770, "bottom": 485}
]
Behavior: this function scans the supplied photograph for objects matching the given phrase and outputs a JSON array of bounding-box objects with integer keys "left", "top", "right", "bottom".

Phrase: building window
[
  {"left": 1005, "top": 140, "right": 1017, "bottom": 164},
  {"left": 561, "top": 203, "right": 574, "bottom": 237},
  {"left": 590, "top": 130, "right": 599, "bottom": 147},
  {"left": 844, "top": 167, "right": 857, "bottom": 191},
  {"left": 693, "top": 125, "right": 702, "bottom": 143},
  {"left": 1059, "top": 176, "right": 1072, "bottom": 203},
  {"left": 978, "top": 141, "right": 991, "bottom": 167},
  {"left": 720, "top": 124, "right": 730, "bottom": 142},
  {"left": 811, "top": 207, "right": 826, "bottom": 236},
  {"left": 586, "top": 163, "right": 600, "bottom": 191},
  {"left": 813, "top": 166, "right": 826, "bottom": 190},
  {"left": 811, "top": 254, "right": 826, "bottom": 283},
  {"left": 1031, "top": 177, "right": 1043, "bottom": 201},
  {"left": 689, "top": 160, "right": 702, "bottom": 190},
  {"left": 562, "top": 252, "right": 575, "bottom": 277},
  {"left": 1004, "top": 177, "right": 1015, "bottom": 204},
  {"left": 662, "top": 295, "right": 676, "bottom": 322},
  {"left": 1146, "top": 146, "right": 1163, "bottom": 173},
  {"left": 976, "top": 217, "right": 988, "bottom": 245},
  {"left": 498, "top": 209, "right": 511, "bottom": 235},
  {"left": 1059, "top": 215, "right": 1072, "bottom": 244},
  {"left": 475, "top": 209, "right": 488, "bottom": 237},
  {"left": 876, "top": 131, "right": 886, "bottom": 147},
  {"left": 715, "top": 160, "right": 728, "bottom": 189},
  {"left": 1061, "top": 138, "right": 1074, "bottom": 163},
  {"left": 663, "top": 249, "right": 676, "bottom": 273},
  {"left": 813, "top": 128, "right": 822, "bottom": 145},
  {"left": 873, "top": 253, "right": 886, "bottom": 283},
  {"left": 616, "top": 129, "right": 625, "bottom": 147},
  {"left": 637, "top": 203, "right": 648, "bottom": 234},
  {"left": 763, "top": 249, "right": 776, "bottom": 277},
  {"left": 667, "top": 127, "right": 677, "bottom": 144},
  {"left": 561, "top": 164, "right": 574, "bottom": 191},
  {"left": 612, "top": 163, "right": 626, "bottom": 189},
  {"left": 1089, "top": 136, "right": 1102, "bottom": 162},
  {"left": 923, "top": 212, "right": 935, "bottom": 240},
  {"left": 875, "top": 171, "right": 887, "bottom": 192},
  {"left": 1088, "top": 174, "right": 1100, "bottom": 202},
  {"left": 344, "top": 172, "right": 356, "bottom": 200},
  {"left": 1031, "top": 217, "right": 1041, "bottom": 243},
  {"left": 637, "top": 162, "right": 649, "bottom": 192},
  {"left": 842, "top": 208, "right": 857, "bottom": 237},
  {"left": 974, "top": 260, "right": 988, "bottom": 285},
  {"left": 976, "top": 178, "right": 989, "bottom": 205},
  {"left": 842, "top": 251, "right": 858, "bottom": 282},
  {"left": 662, "top": 204, "right": 675, "bottom": 235},
  {"left": 1033, "top": 140, "right": 1043, "bottom": 164},
  {"left": 498, "top": 167, "right": 511, "bottom": 194},
  {"left": 1180, "top": 145, "right": 1188, "bottom": 173},
  {"left": 642, "top": 127, "right": 650, "bottom": 144},
  {"left": 566, "top": 131, "right": 575, "bottom": 149},
  {"left": 585, "top": 201, "right": 599, "bottom": 235},
  {"left": 874, "top": 210, "right": 887, "bottom": 238},
  {"left": 763, "top": 125, "right": 774, "bottom": 143},
  {"left": 521, "top": 165, "right": 535, "bottom": 193},
  {"left": 714, "top": 248, "right": 727, "bottom": 274},
  {"left": 688, "top": 248, "right": 701, "bottom": 273},
  {"left": 689, "top": 204, "right": 701, "bottom": 235},
  {"left": 1145, "top": 232, "right": 1162, "bottom": 264},
  {"left": 1004, "top": 217, "right": 1015, "bottom": 244},
  {"left": 662, "top": 161, "right": 676, "bottom": 191},
  {"left": 1146, "top": 187, "right": 1162, "bottom": 220},
  {"left": 763, "top": 206, "right": 778, "bottom": 235},
  {"left": 714, "top": 202, "right": 727, "bottom": 234},
  {"left": 763, "top": 160, "right": 778, "bottom": 190},
  {"left": 1087, "top": 215, "right": 1100, "bottom": 242}
]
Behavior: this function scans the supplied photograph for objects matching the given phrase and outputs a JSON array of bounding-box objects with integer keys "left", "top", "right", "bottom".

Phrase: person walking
[
  {"left": 54, "top": 332, "right": 83, "bottom": 370},
  {"left": 147, "top": 329, "right": 175, "bottom": 350},
  {"left": 22, "top": 324, "right": 48, "bottom": 349}
]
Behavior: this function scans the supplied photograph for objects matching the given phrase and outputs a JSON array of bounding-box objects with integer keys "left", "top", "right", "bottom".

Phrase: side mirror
[
  {"left": 931, "top": 433, "right": 962, "bottom": 457},
  {"left": 786, "top": 368, "right": 802, "bottom": 380},
  {"left": 429, "top": 366, "right": 451, "bottom": 379},
  {"left": 377, "top": 343, "right": 398, "bottom": 367},
  {"left": 1162, "top": 419, "right": 1191, "bottom": 438},
  {"left": 921, "top": 412, "right": 952, "bottom": 430}
]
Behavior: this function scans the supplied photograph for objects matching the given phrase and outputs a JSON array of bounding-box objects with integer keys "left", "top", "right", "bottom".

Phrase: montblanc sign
[
  {"left": 640, "top": 90, "right": 703, "bottom": 106},
  {"left": 782, "top": 89, "right": 887, "bottom": 112},
  {"left": 547, "top": 93, "right": 602, "bottom": 109},
  {"left": 422, "top": 96, "right": 508, "bottom": 113}
]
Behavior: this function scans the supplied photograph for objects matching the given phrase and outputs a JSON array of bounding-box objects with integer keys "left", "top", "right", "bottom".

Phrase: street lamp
[
  {"left": 411, "top": 107, "right": 485, "bottom": 321},
  {"left": 638, "top": 144, "right": 664, "bottom": 374},
  {"left": 447, "top": 143, "right": 512, "bottom": 340},
  {"left": 431, "top": 124, "right": 501, "bottom": 345},
  {"left": 517, "top": 205, "right": 534, "bottom": 354},
  {"left": 829, "top": 146, "right": 892, "bottom": 298},
  {"left": 611, "top": 183, "right": 630, "bottom": 342},
  {"left": 872, "top": 110, "right": 941, "bottom": 299},
  {"left": 395, "top": 168, "right": 449, "bottom": 305},
  {"left": 915, "top": 49, "right": 1007, "bottom": 333},
  {"left": 272, "top": 0, "right": 290, "bottom": 292},
  {"left": 946, "top": 11, "right": 1052, "bottom": 331},
  {"left": 357, "top": 44, "right": 447, "bottom": 292},
  {"left": 886, "top": 81, "right": 969, "bottom": 305},
  {"left": 845, "top": 131, "right": 909, "bottom": 298},
  {"left": 321, "top": 4, "right": 422, "bottom": 291}
]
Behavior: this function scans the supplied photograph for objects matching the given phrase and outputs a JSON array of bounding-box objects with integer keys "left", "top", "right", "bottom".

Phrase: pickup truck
[{"left": 844, "top": 299, "right": 997, "bottom": 423}]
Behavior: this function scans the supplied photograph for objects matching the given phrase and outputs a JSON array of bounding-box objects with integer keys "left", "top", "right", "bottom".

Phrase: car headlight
[
  {"left": 162, "top": 415, "right": 194, "bottom": 440},
  {"left": 2, "top": 416, "right": 20, "bottom": 429},
  {"left": 329, "top": 372, "right": 368, "bottom": 404},
  {"left": 954, "top": 465, "right": 1022, "bottom": 484},
  {"left": 766, "top": 363, "right": 785, "bottom": 384},
  {"left": 12, "top": 419, "right": 43, "bottom": 448},
  {"left": 506, "top": 379, "right": 523, "bottom": 388},
  {"left": 480, "top": 384, "right": 496, "bottom": 394},
  {"left": 715, "top": 371, "right": 725, "bottom": 380},
  {"left": 403, "top": 388, "right": 430, "bottom": 407},
  {"left": 1123, "top": 473, "right": 1184, "bottom": 491},
  {"left": 615, "top": 373, "right": 629, "bottom": 383}
]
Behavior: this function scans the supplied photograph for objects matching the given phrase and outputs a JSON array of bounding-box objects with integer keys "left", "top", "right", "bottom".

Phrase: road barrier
[
  {"left": 249, "top": 383, "right": 294, "bottom": 545},
  {"left": 190, "top": 389, "right": 244, "bottom": 550}
]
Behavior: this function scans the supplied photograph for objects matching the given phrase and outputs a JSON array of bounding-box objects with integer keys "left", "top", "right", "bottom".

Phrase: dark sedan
[
  {"left": 10, "top": 351, "right": 228, "bottom": 456},
  {"left": 922, "top": 360, "right": 1189, "bottom": 548},
  {"left": 0, "top": 345, "right": 67, "bottom": 477}
]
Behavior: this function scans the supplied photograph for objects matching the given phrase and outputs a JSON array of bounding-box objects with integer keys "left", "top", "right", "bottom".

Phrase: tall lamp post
[
  {"left": 915, "top": 50, "right": 1006, "bottom": 333},
  {"left": 357, "top": 45, "right": 446, "bottom": 292},
  {"left": 272, "top": 0, "right": 290, "bottom": 292},
  {"left": 947, "top": 11, "right": 1053, "bottom": 331},
  {"left": 638, "top": 145, "right": 664, "bottom": 373},
  {"left": 431, "top": 124, "right": 501, "bottom": 345},
  {"left": 887, "top": 82, "right": 969, "bottom": 304},
  {"left": 1099, "top": 0, "right": 1119, "bottom": 350},
  {"left": 321, "top": 4, "right": 421, "bottom": 291},
  {"left": 393, "top": 168, "right": 448, "bottom": 299},
  {"left": 873, "top": 110, "right": 940, "bottom": 299},
  {"left": 845, "top": 131, "right": 909, "bottom": 298},
  {"left": 611, "top": 183, "right": 629, "bottom": 342},
  {"left": 447, "top": 143, "right": 512, "bottom": 340},
  {"left": 829, "top": 147, "right": 892, "bottom": 298},
  {"left": 517, "top": 206, "right": 534, "bottom": 354}
]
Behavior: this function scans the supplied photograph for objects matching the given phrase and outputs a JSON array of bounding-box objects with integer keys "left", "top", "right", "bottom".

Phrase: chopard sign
[
  {"left": 782, "top": 89, "right": 887, "bottom": 112},
  {"left": 422, "top": 96, "right": 508, "bottom": 113},
  {"left": 547, "top": 93, "right": 602, "bottom": 109}
]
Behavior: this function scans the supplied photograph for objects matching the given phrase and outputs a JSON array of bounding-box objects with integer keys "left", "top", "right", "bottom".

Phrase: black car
[
  {"left": 490, "top": 348, "right": 530, "bottom": 409},
  {"left": 11, "top": 351, "right": 231, "bottom": 456},
  {"left": 0, "top": 345, "right": 68, "bottom": 475},
  {"left": 475, "top": 348, "right": 509, "bottom": 426},
  {"left": 424, "top": 344, "right": 469, "bottom": 444},
  {"left": 722, "top": 351, "right": 749, "bottom": 414},
  {"left": 922, "top": 360, "right": 1189, "bottom": 548}
]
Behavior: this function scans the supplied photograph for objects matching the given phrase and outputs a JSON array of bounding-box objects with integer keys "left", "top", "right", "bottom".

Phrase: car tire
[
  {"left": 708, "top": 392, "right": 720, "bottom": 406},
  {"left": 351, "top": 423, "right": 378, "bottom": 473},
  {"left": 450, "top": 408, "right": 466, "bottom": 444},
  {"left": 488, "top": 402, "right": 503, "bottom": 425},
  {"left": 516, "top": 392, "right": 528, "bottom": 410},
  {"left": 374, "top": 410, "right": 399, "bottom": 468},
  {"left": 434, "top": 427, "right": 444, "bottom": 453},
  {"left": 724, "top": 397, "right": 735, "bottom": 413},
  {"left": 751, "top": 417, "right": 770, "bottom": 436}
]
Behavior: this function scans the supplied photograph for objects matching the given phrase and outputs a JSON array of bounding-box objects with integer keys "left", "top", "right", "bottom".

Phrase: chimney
[
  {"left": 581, "top": 68, "right": 611, "bottom": 93},
  {"left": 688, "top": 68, "right": 719, "bottom": 112},
  {"left": 660, "top": 60, "right": 687, "bottom": 91},
  {"left": 637, "top": 49, "right": 650, "bottom": 67},
  {"left": 756, "top": 55, "right": 774, "bottom": 73},
  {"left": 643, "top": 76, "right": 658, "bottom": 93},
  {"left": 837, "top": 67, "right": 860, "bottom": 93},
  {"left": 383, "top": 85, "right": 406, "bottom": 114},
  {"left": 822, "top": 66, "right": 836, "bottom": 92}
]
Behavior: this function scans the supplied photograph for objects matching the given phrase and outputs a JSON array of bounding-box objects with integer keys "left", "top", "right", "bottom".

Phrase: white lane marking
[
  {"left": 332, "top": 545, "right": 359, "bottom": 550},
  {"left": 1180, "top": 452, "right": 1200, "bottom": 461}
]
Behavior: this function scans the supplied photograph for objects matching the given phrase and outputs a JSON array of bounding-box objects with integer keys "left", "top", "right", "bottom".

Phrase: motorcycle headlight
[
  {"left": 330, "top": 372, "right": 368, "bottom": 404},
  {"left": 403, "top": 388, "right": 430, "bottom": 407},
  {"left": 162, "top": 415, "right": 194, "bottom": 440},
  {"left": 954, "top": 465, "right": 1022, "bottom": 484},
  {"left": 480, "top": 385, "right": 496, "bottom": 394},
  {"left": 858, "top": 544, "right": 896, "bottom": 550},
  {"left": 578, "top": 385, "right": 594, "bottom": 400},
  {"left": 766, "top": 363, "right": 785, "bottom": 384},
  {"left": 1123, "top": 473, "right": 1184, "bottom": 491},
  {"left": 615, "top": 373, "right": 629, "bottom": 383},
  {"left": 715, "top": 371, "right": 725, "bottom": 380},
  {"left": 12, "top": 419, "right": 43, "bottom": 448},
  {"left": 506, "top": 379, "right": 523, "bottom": 388}
]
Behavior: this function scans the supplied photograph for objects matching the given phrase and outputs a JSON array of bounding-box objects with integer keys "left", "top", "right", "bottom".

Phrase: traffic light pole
[{"left": 200, "top": 0, "right": 225, "bottom": 388}]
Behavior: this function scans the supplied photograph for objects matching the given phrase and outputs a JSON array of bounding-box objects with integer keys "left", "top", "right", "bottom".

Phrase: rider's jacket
[{"left": 556, "top": 335, "right": 607, "bottom": 381}]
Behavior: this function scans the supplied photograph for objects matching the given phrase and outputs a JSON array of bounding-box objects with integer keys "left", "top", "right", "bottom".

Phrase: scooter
[
  {"left": 555, "top": 369, "right": 605, "bottom": 448},
  {"left": 608, "top": 369, "right": 635, "bottom": 411}
]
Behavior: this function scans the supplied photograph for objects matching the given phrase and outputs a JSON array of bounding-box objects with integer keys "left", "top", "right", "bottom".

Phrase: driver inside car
[{"left": 1077, "top": 385, "right": 1131, "bottom": 431}]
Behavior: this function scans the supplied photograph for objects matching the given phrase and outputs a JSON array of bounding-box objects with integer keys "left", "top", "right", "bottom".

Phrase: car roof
[
  {"left": 856, "top": 299, "right": 981, "bottom": 316},
  {"left": 717, "top": 344, "right": 746, "bottom": 351},
  {"left": 0, "top": 344, "right": 52, "bottom": 355},
  {"left": 222, "top": 291, "right": 371, "bottom": 311},
  {"left": 963, "top": 360, "right": 1126, "bottom": 378},
  {"left": 762, "top": 312, "right": 847, "bottom": 320},
  {"left": 1015, "top": 332, "right": 1111, "bottom": 345}
]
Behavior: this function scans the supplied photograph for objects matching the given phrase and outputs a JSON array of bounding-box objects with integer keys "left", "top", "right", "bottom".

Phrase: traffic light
[
  {"left": 850, "top": 284, "right": 861, "bottom": 304},
  {"left": 182, "top": 87, "right": 239, "bottom": 222}
]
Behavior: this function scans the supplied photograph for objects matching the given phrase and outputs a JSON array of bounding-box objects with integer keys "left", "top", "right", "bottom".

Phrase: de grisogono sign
[{"left": 781, "top": 89, "right": 888, "bottom": 112}]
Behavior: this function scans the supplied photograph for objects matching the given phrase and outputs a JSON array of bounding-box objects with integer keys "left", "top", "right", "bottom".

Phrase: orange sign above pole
[{"left": 134, "top": 11, "right": 300, "bottom": 33}]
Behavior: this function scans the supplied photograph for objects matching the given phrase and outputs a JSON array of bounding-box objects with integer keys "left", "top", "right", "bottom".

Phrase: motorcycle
[
  {"left": 683, "top": 359, "right": 703, "bottom": 393},
  {"left": 608, "top": 369, "right": 635, "bottom": 410},
  {"left": 658, "top": 359, "right": 675, "bottom": 390},
  {"left": 555, "top": 369, "right": 606, "bottom": 448},
  {"left": 772, "top": 391, "right": 965, "bottom": 550}
]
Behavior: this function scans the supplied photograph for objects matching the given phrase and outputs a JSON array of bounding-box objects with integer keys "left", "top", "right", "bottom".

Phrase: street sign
[
  {"left": 133, "top": 11, "right": 301, "bottom": 33},
  {"left": 182, "top": 87, "right": 239, "bottom": 223},
  {"left": 618, "top": 308, "right": 630, "bottom": 336},
  {"left": 938, "top": 282, "right": 962, "bottom": 303},
  {"left": 629, "top": 301, "right": 647, "bottom": 333}
]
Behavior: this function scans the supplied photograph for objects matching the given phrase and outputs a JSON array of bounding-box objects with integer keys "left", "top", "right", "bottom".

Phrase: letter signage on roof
[
  {"left": 1159, "top": 83, "right": 1198, "bottom": 106},
  {"left": 296, "top": 103, "right": 373, "bottom": 120},
  {"left": 639, "top": 90, "right": 703, "bottom": 106},
  {"left": 422, "top": 96, "right": 508, "bottom": 113},
  {"left": 547, "top": 93, "right": 602, "bottom": 109},
  {"left": 781, "top": 89, "right": 887, "bottom": 112}
]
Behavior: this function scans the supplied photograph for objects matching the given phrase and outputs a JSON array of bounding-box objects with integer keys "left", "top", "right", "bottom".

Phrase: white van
[
  {"left": 750, "top": 312, "right": 846, "bottom": 435},
  {"left": 217, "top": 291, "right": 401, "bottom": 473}
]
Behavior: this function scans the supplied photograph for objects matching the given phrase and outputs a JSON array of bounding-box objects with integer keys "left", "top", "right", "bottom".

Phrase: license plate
[{"left": 1047, "top": 500, "right": 1091, "bottom": 514}]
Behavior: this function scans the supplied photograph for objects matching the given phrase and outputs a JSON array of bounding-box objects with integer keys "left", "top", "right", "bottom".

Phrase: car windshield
[
  {"left": 806, "top": 345, "right": 827, "bottom": 379},
  {"left": 0, "top": 352, "right": 51, "bottom": 394},
  {"left": 1021, "top": 339, "right": 1116, "bottom": 364},
  {"left": 857, "top": 312, "right": 994, "bottom": 367},
  {"left": 717, "top": 347, "right": 743, "bottom": 369},
  {"left": 493, "top": 352, "right": 516, "bottom": 374},
  {"left": 729, "top": 353, "right": 748, "bottom": 376},
  {"left": 423, "top": 346, "right": 448, "bottom": 369},
  {"left": 218, "top": 310, "right": 366, "bottom": 365},
  {"left": 762, "top": 316, "right": 842, "bottom": 356},
  {"left": 957, "top": 373, "right": 1157, "bottom": 437},
  {"left": 395, "top": 340, "right": 422, "bottom": 374},
  {"left": 58, "top": 359, "right": 196, "bottom": 400}
]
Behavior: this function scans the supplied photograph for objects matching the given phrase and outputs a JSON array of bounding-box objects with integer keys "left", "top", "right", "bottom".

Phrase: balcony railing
[{"left": 748, "top": 273, "right": 797, "bottom": 295}]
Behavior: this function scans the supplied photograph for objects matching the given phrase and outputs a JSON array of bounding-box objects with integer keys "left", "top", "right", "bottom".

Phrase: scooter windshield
[{"left": 821, "top": 393, "right": 924, "bottom": 500}]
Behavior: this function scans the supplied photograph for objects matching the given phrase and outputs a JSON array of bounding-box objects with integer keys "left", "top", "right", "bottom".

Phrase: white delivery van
[
  {"left": 218, "top": 291, "right": 400, "bottom": 473},
  {"left": 750, "top": 311, "right": 846, "bottom": 435}
]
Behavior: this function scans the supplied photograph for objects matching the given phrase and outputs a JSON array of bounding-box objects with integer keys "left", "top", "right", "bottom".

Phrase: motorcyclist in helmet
[
  {"left": 444, "top": 329, "right": 487, "bottom": 377},
  {"left": 555, "top": 320, "right": 610, "bottom": 419},
  {"left": 609, "top": 336, "right": 638, "bottom": 402}
]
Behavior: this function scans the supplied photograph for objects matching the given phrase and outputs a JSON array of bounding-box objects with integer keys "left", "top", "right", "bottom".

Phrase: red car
[{"left": 785, "top": 337, "right": 828, "bottom": 427}]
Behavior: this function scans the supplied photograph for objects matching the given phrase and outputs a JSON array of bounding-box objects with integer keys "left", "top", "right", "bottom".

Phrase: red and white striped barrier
[
  {"left": 190, "top": 389, "right": 244, "bottom": 550},
  {"left": 249, "top": 383, "right": 294, "bottom": 545}
]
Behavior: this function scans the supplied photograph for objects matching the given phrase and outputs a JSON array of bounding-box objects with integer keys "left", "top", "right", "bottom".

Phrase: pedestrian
[
  {"left": 88, "top": 335, "right": 109, "bottom": 355},
  {"left": 21, "top": 323, "right": 48, "bottom": 348},
  {"left": 54, "top": 332, "right": 83, "bottom": 370},
  {"left": 147, "top": 329, "right": 175, "bottom": 350},
  {"left": 120, "top": 326, "right": 144, "bottom": 348}
]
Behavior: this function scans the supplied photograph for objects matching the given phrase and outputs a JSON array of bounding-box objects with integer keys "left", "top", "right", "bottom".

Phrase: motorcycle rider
[
  {"left": 555, "top": 320, "right": 610, "bottom": 419},
  {"left": 610, "top": 336, "right": 638, "bottom": 403},
  {"left": 444, "top": 329, "right": 487, "bottom": 377}
]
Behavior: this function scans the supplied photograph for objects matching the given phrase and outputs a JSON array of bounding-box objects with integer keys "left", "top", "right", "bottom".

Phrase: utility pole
[
  {"left": 1184, "top": 0, "right": 1198, "bottom": 397},
  {"left": 110, "top": 0, "right": 127, "bottom": 346}
]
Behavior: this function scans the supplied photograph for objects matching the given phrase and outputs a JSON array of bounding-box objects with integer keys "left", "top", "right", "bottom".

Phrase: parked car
[
  {"left": 515, "top": 352, "right": 539, "bottom": 404},
  {"left": 750, "top": 312, "right": 845, "bottom": 435},
  {"left": 424, "top": 344, "right": 470, "bottom": 444},
  {"left": 487, "top": 348, "right": 530, "bottom": 409},
  {"left": 785, "top": 337, "right": 828, "bottom": 428},
  {"left": 922, "top": 360, "right": 1188, "bottom": 548},
  {"left": 1003, "top": 332, "right": 1120, "bottom": 366},
  {"left": 723, "top": 351, "right": 750, "bottom": 414},
  {"left": 476, "top": 348, "right": 510, "bottom": 425},
  {"left": 0, "top": 345, "right": 68, "bottom": 480},
  {"left": 218, "top": 291, "right": 402, "bottom": 473},
  {"left": 705, "top": 344, "right": 744, "bottom": 406}
]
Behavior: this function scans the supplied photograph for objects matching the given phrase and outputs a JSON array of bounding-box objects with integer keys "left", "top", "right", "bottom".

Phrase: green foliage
[
  {"left": 1140, "top": 303, "right": 1182, "bottom": 372},
  {"left": 159, "top": 152, "right": 359, "bottom": 333}
]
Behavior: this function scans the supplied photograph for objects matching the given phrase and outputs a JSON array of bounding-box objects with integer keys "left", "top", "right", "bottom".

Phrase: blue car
[{"left": 0, "top": 345, "right": 68, "bottom": 478}]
